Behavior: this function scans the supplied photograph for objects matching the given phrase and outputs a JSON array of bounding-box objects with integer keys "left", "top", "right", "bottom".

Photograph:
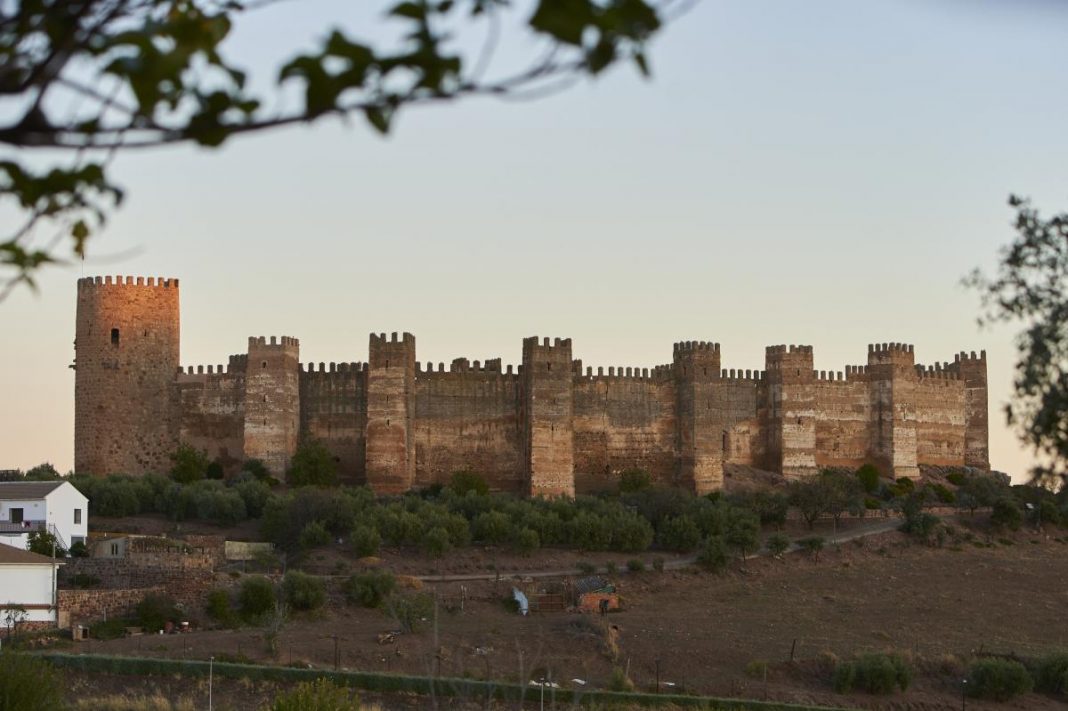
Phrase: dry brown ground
[{"left": 68, "top": 520, "right": 1068, "bottom": 711}]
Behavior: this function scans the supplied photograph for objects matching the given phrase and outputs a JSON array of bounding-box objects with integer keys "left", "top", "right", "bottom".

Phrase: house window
[
  {"left": 10, "top": 508, "right": 23, "bottom": 524},
  {"left": 110, "top": 543, "right": 119, "bottom": 556},
  {"left": 111, "top": 328, "right": 120, "bottom": 345},
  {"left": 74, "top": 508, "right": 82, "bottom": 525}
]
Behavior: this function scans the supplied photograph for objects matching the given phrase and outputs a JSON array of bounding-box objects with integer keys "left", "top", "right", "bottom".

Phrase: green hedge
[{"left": 35, "top": 652, "right": 847, "bottom": 711}]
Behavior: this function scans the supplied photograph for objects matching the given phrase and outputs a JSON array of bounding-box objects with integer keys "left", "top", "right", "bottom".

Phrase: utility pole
[{"left": 208, "top": 656, "right": 214, "bottom": 711}]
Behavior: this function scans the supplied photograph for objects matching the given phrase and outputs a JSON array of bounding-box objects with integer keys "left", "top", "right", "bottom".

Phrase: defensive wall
[{"left": 73, "top": 276, "right": 990, "bottom": 495}]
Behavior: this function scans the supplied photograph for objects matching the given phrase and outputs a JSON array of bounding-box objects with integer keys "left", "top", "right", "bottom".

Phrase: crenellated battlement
[
  {"left": 415, "top": 358, "right": 515, "bottom": 376},
  {"left": 78, "top": 275, "right": 179, "bottom": 289},
  {"left": 914, "top": 363, "right": 960, "bottom": 382},
  {"left": 765, "top": 344, "right": 813, "bottom": 356},
  {"left": 868, "top": 342, "right": 914, "bottom": 355},
  {"left": 673, "top": 341, "right": 720, "bottom": 355},
  {"left": 301, "top": 361, "right": 366, "bottom": 374},
  {"left": 248, "top": 335, "right": 299, "bottom": 349},
  {"left": 954, "top": 350, "right": 987, "bottom": 364},
  {"left": 720, "top": 368, "right": 765, "bottom": 383},
  {"left": 370, "top": 331, "right": 415, "bottom": 347}
]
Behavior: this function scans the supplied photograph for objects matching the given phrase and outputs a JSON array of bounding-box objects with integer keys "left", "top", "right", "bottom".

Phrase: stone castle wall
[{"left": 74, "top": 276, "right": 990, "bottom": 493}]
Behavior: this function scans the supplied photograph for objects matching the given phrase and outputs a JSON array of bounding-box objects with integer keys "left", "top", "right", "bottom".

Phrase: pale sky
[{"left": 3, "top": 0, "right": 1066, "bottom": 479}]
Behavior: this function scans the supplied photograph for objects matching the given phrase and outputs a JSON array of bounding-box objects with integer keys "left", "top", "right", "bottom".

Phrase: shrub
[
  {"left": 928, "top": 483, "right": 956, "bottom": 504},
  {"left": 577, "top": 561, "right": 596, "bottom": 574},
  {"left": 856, "top": 463, "right": 880, "bottom": 493},
  {"left": 386, "top": 592, "right": 434, "bottom": 632},
  {"left": 205, "top": 460, "right": 225, "bottom": 480},
  {"left": 472, "top": 510, "right": 512, "bottom": 545},
  {"left": 1034, "top": 652, "right": 1068, "bottom": 696},
  {"left": 831, "top": 661, "right": 857, "bottom": 693},
  {"left": 991, "top": 498, "right": 1023, "bottom": 531},
  {"left": 238, "top": 576, "right": 277, "bottom": 622},
  {"left": 605, "top": 561, "right": 618, "bottom": 575},
  {"left": 420, "top": 526, "right": 452, "bottom": 558},
  {"left": 618, "top": 468, "right": 652, "bottom": 493},
  {"left": 512, "top": 527, "right": 540, "bottom": 556},
  {"left": 350, "top": 525, "right": 381, "bottom": 557},
  {"left": 242, "top": 458, "right": 271, "bottom": 482},
  {"left": 697, "top": 535, "right": 730, "bottom": 573},
  {"left": 343, "top": 569, "right": 396, "bottom": 608},
  {"left": 864, "top": 496, "right": 882, "bottom": 510},
  {"left": 626, "top": 558, "right": 645, "bottom": 572},
  {"left": 270, "top": 678, "right": 361, "bottom": 711},
  {"left": 286, "top": 439, "right": 338, "bottom": 487},
  {"left": 797, "top": 536, "right": 825, "bottom": 562},
  {"left": 136, "top": 593, "right": 180, "bottom": 632},
  {"left": 282, "top": 571, "right": 326, "bottom": 611},
  {"left": 766, "top": 532, "right": 790, "bottom": 557},
  {"left": 608, "top": 666, "right": 634, "bottom": 692},
  {"left": 967, "top": 658, "right": 1033, "bottom": 701},
  {"left": 744, "top": 659, "right": 768, "bottom": 679},
  {"left": 27, "top": 530, "right": 64, "bottom": 557},
  {"left": 901, "top": 510, "right": 945, "bottom": 546},
  {"left": 231, "top": 479, "right": 272, "bottom": 518},
  {"left": 611, "top": 515, "right": 655, "bottom": 553},
  {"left": 205, "top": 589, "right": 237, "bottom": 626},
  {"left": 69, "top": 540, "right": 89, "bottom": 558},
  {"left": 23, "top": 463, "right": 60, "bottom": 480},
  {"left": 946, "top": 471, "right": 967, "bottom": 486},
  {"left": 170, "top": 444, "right": 209, "bottom": 484},
  {"left": 833, "top": 654, "right": 911, "bottom": 695},
  {"left": 658, "top": 515, "right": 701, "bottom": 553},
  {"left": 0, "top": 652, "right": 64, "bottom": 711},
  {"left": 448, "top": 470, "right": 489, "bottom": 496},
  {"left": 651, "top": 556, "right": 665, "bottom": 573},
  {"left": 299, "top": 521, "right": 331, "bottom": 550}
]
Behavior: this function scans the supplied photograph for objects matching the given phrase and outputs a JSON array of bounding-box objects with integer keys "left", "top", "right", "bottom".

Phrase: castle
[{"left": 74, "top": 276, "right": 990, "bottom": 495}]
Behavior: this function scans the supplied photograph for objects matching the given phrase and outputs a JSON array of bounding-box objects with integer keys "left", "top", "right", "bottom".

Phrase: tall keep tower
[
  {"left": 673, "top": 341, "right": 722, "bottom": 494},
  {"left": 521, "top": 337, "right": 575, "bottom": 498},
  {"left": 867, "top": 343, "right": 920, "bottom": 480},
  {"left": 365, "top": 332, "right": 416, "bottom": 495},
  {"left": 74, "top": 276, "right": 180, "bottom": 475},
  {"left": 244, "top": 336, "right": 301, "bottom": 477},
  {"left": 764, "top": 345, "right": 818, "bottom": 478}
]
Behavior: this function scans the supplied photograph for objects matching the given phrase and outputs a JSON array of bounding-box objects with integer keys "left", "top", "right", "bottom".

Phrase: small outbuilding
[{"left": 0, "top": 544, "right": 62, "bottom": 630}]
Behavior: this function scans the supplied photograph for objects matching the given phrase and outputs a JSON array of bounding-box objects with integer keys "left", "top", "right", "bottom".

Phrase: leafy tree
[
  {"left": 766, "top": 532, "right": 791, "bottom": 558},
  {"left": 205, "top": 460, "right": 225, "bottom": 480},
  {"left": 512, "top": 527, "right": 541, "bottom": 556},
  {"left": 697, "top": 535, "right": 730, "bottom": 573},
  {"left": 238, "top": 576, "right": 277, "bottom": 622},
  {"left": 386, "top": 591, "right": 435, "bottom": 633},
  {"left": 788, "top": 478, "right": 829, "bottom": 529},
  {"left": 343, "top": 569, "right": 396, "bottom": 608},
  {"left": 0, "top": 652, "right": 64, "bottom": 711},
  {"left": 0, "top": 0, "right": 666, "bottom": 295},
  {"left": 170, "top": 444, "right": 209, "bottom": 484},
  {"left": 286, "top": 440, "right": 338, "bottom": 487},
  {"left": 958, "top": 475, "right": 1008, "bottom": 515},
  {"left": 991, "top": 497, "right": 1023, "bottom": 532},
  {"left": 448, "top": 470, "right": 489, "bottom": 496},
  {"left": 855, "top": 464, "right": 880, "bottom": 493},
  {"left": 968, "top": 196, "right": 1068, "bottom": 485},
  {"left": 797, "top": 535, "right": 825, "bottom": 563},
  {"left": 350, "top": 525, "right": 381, "bottom": 557},
  {"left": 26, "top": 529, "right": 64, "bottom": 557},
  {"left": 205, "top": 589, "right": 237, "bottom": 628},
  {"left": 242, "top": 459, "right": 272, "bottom": 482},
  {"left": 657, "top": 515, "right": 701, "bottom": 553},
  {"left": 472, "top": 510, "right": 512, "bottom": 545},
  {"left": 299, "top": 520, "right": 331, "bottom": 550},
  {"left": 619, "top": 468, "right": 653, "bottom": 493},
  {"left": 136, "top": 593, "right": 180, "bottom": 632},
  {"left": 22, "top": 463, "right": 60, "bottom": 480},
  {"left": 282, "top": 571, "right": 326, "bottom": 611},
  {"left": 724, "top": 508, "right": 760, "bottom": 569},
  {"left": 420, "top": 525, "right": 452, "bottom": 558},
  {"left": 820, "top": 470, "right": 865, "bottom": 530}
]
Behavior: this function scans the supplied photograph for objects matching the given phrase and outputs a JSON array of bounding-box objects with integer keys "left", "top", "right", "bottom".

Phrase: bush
[
  {"left": 619, "top": 468, "right": 652, "bottom": 493},
  {"left": 472, "top": 510, "right": 513, "bottom": 545},
  {"left": 658, "top": 515, "right": 701, "bottom": 553},
  {"left": 833, "top": 654, "right": 911, "bottom": 695},
  {"left": 766, "top": 532, "right": 790, "bottom": 557},
  {"left": 946, "top": 470, "right": 967, "bottom": 486},
  {"left": 205, "top": 589, "right": 237, "bottom": 627},
  {"left": 744, "top": 659, "right": 768, "bottom": 679},
  {"left": 928, "top": 483, "right": 956, "bottom": 504},
  {"left": 299, "top": 521, "right": 331, "bottom": 550},
  {"left": 0, "top": 652, "right": 64, "bottom": 711},
  {"left": 69, "top": 540, "right": 89, "bottom": 557},
  {"left": 420, "top": 526, "right": 452, "bottom": 558},
  {"left": 350, "top": 525, "right": 381, "bottom": 557},
  {"left": 343, "top": 569, "right": 396, "bottom": 608},
  {"left": 136, "top": 593, "right": 180, "bottom": 632},
  {"left": 238, "top": 576, "right": 277, "bottom": 622},
  {"left": 231, "top": 478, "right": 273, "bottom": 518},
  {"left": 242, "top": 459, "right": 271, "bottom": 482},
  {"left": 991, "top": 498, "right": 1023, "bottom": 531},
  {"left": 1034, "top": 652, "right": 1068, "bottom": 696},
  {"left": 448, "top": 470, "right": 488, "bottom": 496},
  {"left": 512, "top": 527, "right": 540, "bottom": 556},
  {"left": 282, "top": 571, "right": 326, "bottom": 611},
  {"left": 286, "top": 439, "right": 338, "bottom": 487},
  {"left": 697, "top": 535, "right": 730, "bottom": 573},
  {"left": 967, "top": 658, "right": 1033, "bottom": 701},
  {"left": 270, "top": 678, "right": 361, "bottom": 711},
  {"left": 651, "top": 556, "right": 665, "bottom": 573},
  {"left": 626, "top": 558, "right": 645, "bottom": 572},
  {"left": 27, "top": 530, "right": 64, "bottom": 557},
  {"left": 170, "top": 444, "right": 209, "bottom": 483},
  {"left": 205, "top": 460, "right": 225, "bottom": 480},
  {"left": 608, "top": 666, "right": 634, "bottom": 692},
  {"left": 386, "top": 592, "right": 434, "bottom": 632},
  {"left": 856, "top": 464, "right": 880, "bottom": 493}
]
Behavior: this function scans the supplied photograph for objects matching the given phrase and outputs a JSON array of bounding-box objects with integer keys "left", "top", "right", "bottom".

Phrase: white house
[
  {"left": 0, "top": 544, "right": 62, "bottom": 626},
  {"left": 0, "top": 481, "right": 88, "bottom": 552}
]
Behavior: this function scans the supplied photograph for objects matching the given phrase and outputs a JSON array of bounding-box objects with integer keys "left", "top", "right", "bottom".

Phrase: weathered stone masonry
[{"left": 74, "top": 276, "right": 990, "bottom": 495}]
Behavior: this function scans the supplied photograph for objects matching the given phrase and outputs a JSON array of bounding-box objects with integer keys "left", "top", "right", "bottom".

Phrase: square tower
[{"left": 521, "top": 337, "right": 575, "bottom": 498}]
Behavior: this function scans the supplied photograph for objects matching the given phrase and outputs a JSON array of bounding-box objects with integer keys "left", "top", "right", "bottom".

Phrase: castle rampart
[{"left": 73, "top": 277, "right": 991, "bottom": 493}]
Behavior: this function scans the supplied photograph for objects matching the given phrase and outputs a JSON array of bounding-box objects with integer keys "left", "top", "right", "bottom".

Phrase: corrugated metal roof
[
  {"left": 0, "top": 543, "right": 62, "bottom": 566},
  {"left": 0, "top": 481, "right": 66, "bottom": 500}
]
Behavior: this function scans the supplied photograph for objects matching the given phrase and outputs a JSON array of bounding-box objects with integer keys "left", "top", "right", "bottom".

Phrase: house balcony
[{"left": 0, "top": 520, "right": 46, "bottom": 535}]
